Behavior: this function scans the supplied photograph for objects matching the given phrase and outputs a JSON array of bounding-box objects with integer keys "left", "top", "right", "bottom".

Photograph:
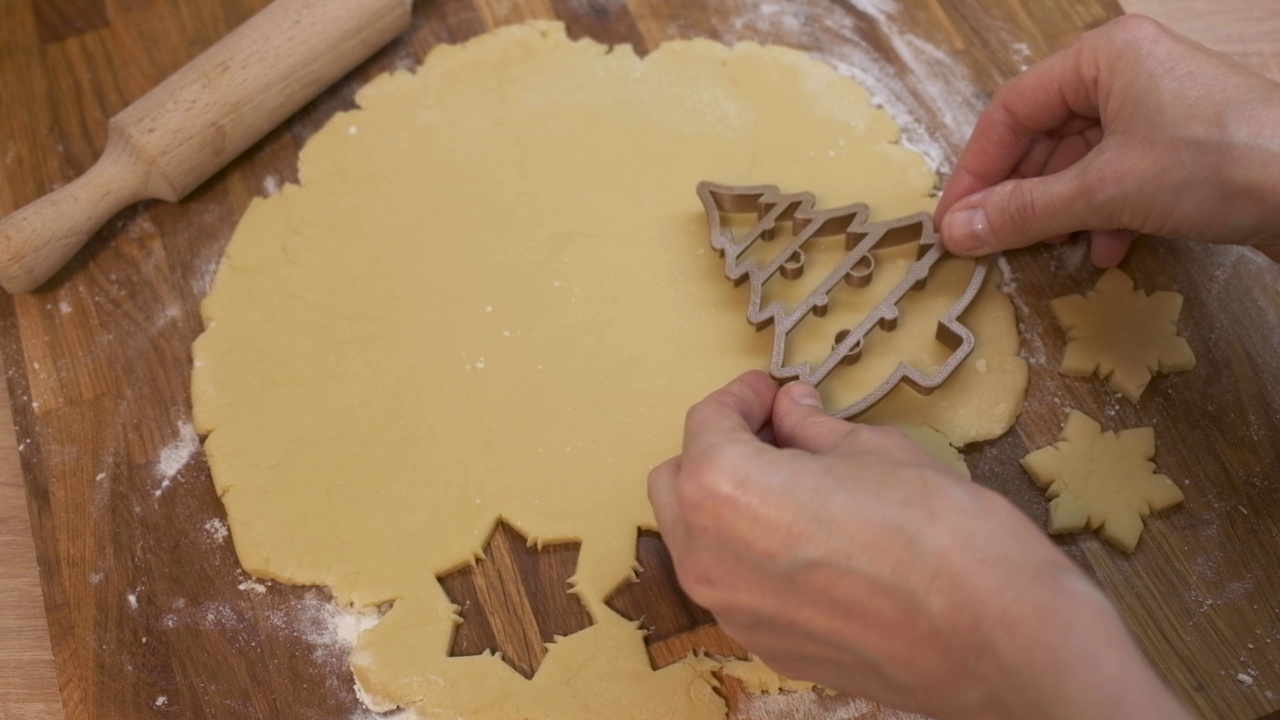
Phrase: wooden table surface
[{"left": 3, "top": 1, "right": 1279, "bottom": 719}]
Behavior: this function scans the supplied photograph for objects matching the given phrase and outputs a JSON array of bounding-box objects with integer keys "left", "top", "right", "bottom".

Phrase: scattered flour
[
  {"left": 270, "top": 598, "right": 402, "bottom": 717},
  {"left": 734, "top": 689, "right": 925, "bottom": 720},
  {"left": 1236, "top": 672, "right": 1255, "bottom": 686},
  {"left": 154, "top": 695, "right": 168, "bottom": 708},
  {"left": 995, "top": 254, "right": 1017, "bottom": 293},
  {"left": 1010, "top": 41, "right": 1032, "bottom": 71},
  {"left": 204, "top": 517, "right": 230, "bottom": 543},
  {"left": 1048, "top": 237, "right": 1089, "bottom": 274},
  {"left": 57, "top": 299, "right": 72, "bottom": 315},
  {"left": 350, "top": 707, "right": 420, "bottom": 720},
  {"left": 354, "top": 681, "right": 407, "bottom": 717},
  {"left": 127, "top": 590, "right": 140, "bottom": 611},
  {"left": 154, "top": 421, "right": 200, "bottom": 497},
  {"left": 237, "top": 580, "right": 268, "bottom": 594},
  {"left": 149, "top": 586, "right": 403, "bottom": 718},
  {"left": 263, "top": 175, "right": 281, "bottom": 197},
  {"left": 990, "top": 252, "right": 1050, "bottom": 369},
  {"left": 92, "top": 471, "right": 111, "bottom": 515},
  {"left": 193, "top": 256, "right": 220, "bottom": 299}
]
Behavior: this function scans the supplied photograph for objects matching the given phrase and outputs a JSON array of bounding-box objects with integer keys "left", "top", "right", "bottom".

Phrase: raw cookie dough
[
  {"left": 899, "top": 425, "right": 969, "bottom": 478},
  {"left": 1053, "top": 268, "right": 1195, "bottom": 401},
  {"left": 192, "top": 22, "right": 1025, "bottom": 719},
  {"left": 1021, "top": 410, "right": 1184, "bottom": 552}
]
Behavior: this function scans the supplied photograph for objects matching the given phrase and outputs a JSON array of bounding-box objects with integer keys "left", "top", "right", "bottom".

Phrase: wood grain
[
  {"left": 30, "top": 0, "right": 110, "bottom": 45},
  {"left": 2, "top": 1, "right": 1279, "bottom": 719},
  {"left": 0, "top": 356, "right": 64, "bottom": 720},
  {"left": 1120, "top": 0, "right": 1280, "bottom": 81}
]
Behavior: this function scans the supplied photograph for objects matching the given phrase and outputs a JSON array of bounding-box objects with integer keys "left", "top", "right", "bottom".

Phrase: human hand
[
  {"left": 936, "top": 15, "right": 1280, "bottom": 267},
  {"left": 649, "top": 371, "right": 1192, "bottom": 720}
]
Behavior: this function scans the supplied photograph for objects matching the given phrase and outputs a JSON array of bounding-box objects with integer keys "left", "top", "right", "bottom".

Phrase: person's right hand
[
  {"left": 649, "top": 372, "right": 1193, "bottom": 720},
  {"left": 935, "top": 15, "right": 1280, "bottom": 267}
]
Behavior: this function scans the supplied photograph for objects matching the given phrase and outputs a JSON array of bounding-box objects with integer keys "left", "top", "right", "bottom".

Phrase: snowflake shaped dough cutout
[
  {"left": 1051, "top": 268, "right": 1195, "bottom": 401},
  {"left": 1021, "top": 411, "right": 1184, "bottom": 552}
]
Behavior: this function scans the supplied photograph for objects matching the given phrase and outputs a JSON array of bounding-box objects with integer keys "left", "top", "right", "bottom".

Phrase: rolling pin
[{"left": 0, "top": 0, "right": 413, "bottom": 294}]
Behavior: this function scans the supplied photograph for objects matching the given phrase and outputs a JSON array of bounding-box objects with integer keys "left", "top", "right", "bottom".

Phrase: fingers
[
  {"left": 682, "top": 370, "right": 778, "bottom": 458},
  {"left": 654, "top": 371, "right": 778, "bottom": 542},
  {"left": 936, "top": 37, "right": 1104, "bottom": 221},
  {"left": 770, "top": 382, "right": 855, "bottom": 453},
  {"left": 1089, "top": 229, "right": 1135, "bottom": 267},
  {"left": 941, "top": 162, "right": 1112, "bottom": 256}
]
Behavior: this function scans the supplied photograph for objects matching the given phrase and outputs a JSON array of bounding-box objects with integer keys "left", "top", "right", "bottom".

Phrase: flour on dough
[
  {"left": 1021, "top": 410, "right": 1184, "bottom": 552},
  {"left": 1052, "top": 268, "right": 1195, "bottom": 401},
  {"left": 192, "top": 22, "right": 1024, "bottom": 719}
]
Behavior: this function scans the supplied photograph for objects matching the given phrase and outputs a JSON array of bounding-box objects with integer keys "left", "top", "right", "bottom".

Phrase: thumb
[
  {"left": 770, "top": 382, "right": 854, "bottom": 454},
  {"left": 941, "top": 165, "right": 1108, "bottom": 256}
]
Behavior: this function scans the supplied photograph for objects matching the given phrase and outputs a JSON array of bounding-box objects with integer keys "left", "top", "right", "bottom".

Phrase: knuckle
[
  {"left": 775, "top": 405, "right": 822, "bottom": 435},
  {"left": 687, "top": 380, "right": 759, "bottom": 428},
  {"left": 673, "top": 558, "right": 715, "bottom": 600},
  {"left": 677, "top": 449, "right": 747, "bottom": 516},
  {"left": 1106, "top": 14, "right": 1170, "bottom": 47},
  {"left": 683, "top": 398, "right": 716, "bottom": 430},
  {"left": 674, "top": 556, "right": 736, "bottom": 609},
  {"left": 998, "top": 180, "right": 1040, "bottom": 235}
]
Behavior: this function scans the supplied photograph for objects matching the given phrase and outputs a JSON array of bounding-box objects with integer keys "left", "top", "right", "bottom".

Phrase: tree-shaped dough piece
[
  {"left": 1021, "top": 410, "right": 1184, "bottom": 552},
  {"left": 1051, "top": 268, "right": 1195, "bottom": 401}
]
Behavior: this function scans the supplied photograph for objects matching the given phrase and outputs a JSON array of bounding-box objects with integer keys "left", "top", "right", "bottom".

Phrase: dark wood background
[{"left": 2, "top": 0, "right": 1279, "bottom": 718}]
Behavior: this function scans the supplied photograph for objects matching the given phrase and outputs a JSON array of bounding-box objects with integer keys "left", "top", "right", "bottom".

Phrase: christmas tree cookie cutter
[{"left": 697, "top": 181, "right": 988, "bottom": 419}]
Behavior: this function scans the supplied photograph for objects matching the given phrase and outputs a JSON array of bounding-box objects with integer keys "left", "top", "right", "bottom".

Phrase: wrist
[
  {"left": 1221, "top": 94, "right": 1280, "bottom": 249},
  {"left": 980, "top": 563, "right": 1191, "bottom": 720}
]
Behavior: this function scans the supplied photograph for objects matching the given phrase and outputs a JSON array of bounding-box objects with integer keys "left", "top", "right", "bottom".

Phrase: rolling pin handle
[
  {"left": 0, "top": 0, "right": 414, "bottom": 294},
  {"left": 0, "top": 136, "right": 150, "bottom": 294}
]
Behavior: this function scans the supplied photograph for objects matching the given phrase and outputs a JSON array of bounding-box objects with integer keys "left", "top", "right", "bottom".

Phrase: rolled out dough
[{"left": 192, "top": 22, "right": 1025, "bottom": 719}]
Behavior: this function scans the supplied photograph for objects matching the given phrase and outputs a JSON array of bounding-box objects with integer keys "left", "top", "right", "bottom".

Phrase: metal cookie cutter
[{"left": 697, "top": 181, "right": 988, "bottom": 419}]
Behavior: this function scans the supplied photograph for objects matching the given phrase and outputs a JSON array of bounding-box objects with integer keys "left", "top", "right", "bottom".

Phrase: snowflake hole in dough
[
  {"left": 605, "top": 530, "right": 750, "bottom": 671},
  {"left": 1051, "top": 268, "right": 1195, "bottom": 401},
  {"left": 436, "top": 520, "right": 593, "bottom": 679},
  {"left": 1021, "top": 410, "right": 1185, "bottom": 552}
]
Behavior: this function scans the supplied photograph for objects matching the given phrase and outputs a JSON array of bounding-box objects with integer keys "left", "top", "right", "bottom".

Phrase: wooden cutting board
[{"left": 2, "top": 1, "right": 1279, "bottom": 719}]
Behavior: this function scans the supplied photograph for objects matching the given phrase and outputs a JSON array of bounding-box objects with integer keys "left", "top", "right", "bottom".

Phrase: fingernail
[
  {"left": 786, "top": 382, "right": 824, "bottom": 409},
  {"left": 944, "top": 207, "right": 993, "bottom": 256}
]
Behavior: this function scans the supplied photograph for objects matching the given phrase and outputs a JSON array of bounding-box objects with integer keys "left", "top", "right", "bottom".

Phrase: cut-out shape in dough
[
  {"left": 1021, "top": 410, "right": 1184, "bottom": 552},
  {"left": 437, "top": 521, "right": 593, "bottom": 679},
  {"left": 606, "top": 530, "right": 749, "bottom": 670},
  {"left": 1052, "top": 268, "right": 1195, "bottom": 401}
]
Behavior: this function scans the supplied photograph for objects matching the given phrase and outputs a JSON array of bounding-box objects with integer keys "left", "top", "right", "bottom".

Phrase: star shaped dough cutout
[
  {"left": 1051, "top": 268, "right": 1195, "bottom": 401},
  {"left": 1021, "top": 410, "right": 1184, "bottom": 552}
]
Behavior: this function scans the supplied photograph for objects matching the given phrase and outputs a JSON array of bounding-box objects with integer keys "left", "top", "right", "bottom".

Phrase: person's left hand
[{"left": 648, "top": 371, "right": 1191, "bottom": 720}]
